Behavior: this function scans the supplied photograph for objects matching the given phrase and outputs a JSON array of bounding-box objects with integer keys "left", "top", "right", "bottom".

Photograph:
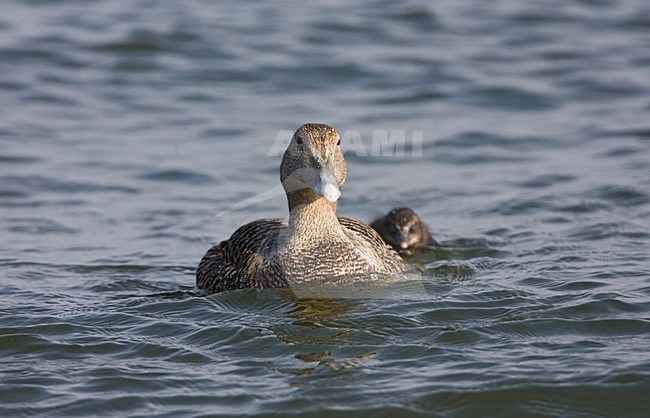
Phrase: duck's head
[
  {"left": 280, "top": 123, "right": 346, "bottom": 207},
  {"left": 383, "top": 208, "right": 427, "bottom": 250}
]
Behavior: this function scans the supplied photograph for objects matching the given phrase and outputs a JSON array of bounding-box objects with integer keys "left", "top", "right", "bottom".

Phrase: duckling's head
[
  {"left": 280, "top": 123, "right": 346, "bottom": 207},
  {"left": 379, "top": 207, "right": 429, "bottom": 250}
]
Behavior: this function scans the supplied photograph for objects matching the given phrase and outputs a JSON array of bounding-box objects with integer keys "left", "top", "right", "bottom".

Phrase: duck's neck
[{"left": 286, "top": 189, "right": 342, "bottom": 239}]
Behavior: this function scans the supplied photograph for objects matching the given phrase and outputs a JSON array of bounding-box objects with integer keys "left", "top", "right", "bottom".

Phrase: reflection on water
[
  {"left": 287, "top": 298, "right": 359, "bottom": 322},
  {"left": 276, "top": 298, "right": 380, "bottom": 387}
]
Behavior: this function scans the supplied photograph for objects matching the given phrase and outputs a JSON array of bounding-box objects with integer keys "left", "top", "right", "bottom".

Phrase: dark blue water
[{"left": 1, "top": 0, "right": 649, "bottom": 416}]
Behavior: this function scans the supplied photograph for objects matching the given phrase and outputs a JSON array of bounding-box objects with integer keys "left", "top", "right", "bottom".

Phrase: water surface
[{"left": 1, "top": 0, "right": 649, "bottom": 416}]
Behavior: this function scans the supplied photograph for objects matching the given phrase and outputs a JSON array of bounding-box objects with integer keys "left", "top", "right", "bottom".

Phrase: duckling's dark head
[
  {"left": 280, "top": 123, "right": 346, "bottom": 207},
  {"left": 378, "top": 207, "right": 430, "bottom": 250}
]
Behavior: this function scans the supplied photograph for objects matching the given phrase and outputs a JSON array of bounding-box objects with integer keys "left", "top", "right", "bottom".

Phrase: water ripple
[{"left": 1, "top": 0, "right": 649, "bottom": 416}]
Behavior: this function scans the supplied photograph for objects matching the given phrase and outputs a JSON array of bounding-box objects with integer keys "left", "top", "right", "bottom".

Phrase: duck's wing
[
  {"left": 196, "top": 218, "right": 288, "bottom": 293},
  {"left": 337, "top": 217, "right": 404, "bottom": 272}
]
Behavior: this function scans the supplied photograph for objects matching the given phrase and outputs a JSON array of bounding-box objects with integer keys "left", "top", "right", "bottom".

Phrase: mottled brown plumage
[
  {"left": 197, "top": 124, "right": 404, "bottom": 293},
  {"left": 370, "top": 207, "right": 438, "bottom": 255}
]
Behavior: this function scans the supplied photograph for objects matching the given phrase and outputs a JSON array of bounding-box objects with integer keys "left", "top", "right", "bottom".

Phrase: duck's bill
[
  {"left": 310, "top": 162, "right": 341, "bottom": 203},
  {"left": 312, "top": 181, "right": 341, "bottom": 202}
]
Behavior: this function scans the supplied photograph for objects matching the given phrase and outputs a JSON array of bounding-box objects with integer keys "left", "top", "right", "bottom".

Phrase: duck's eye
[
  {"left": 296, "top": 137, "right": 303, "bottom": 145},
  {"left": 337, "top": 139, "right": 341, "bottom": 146}
]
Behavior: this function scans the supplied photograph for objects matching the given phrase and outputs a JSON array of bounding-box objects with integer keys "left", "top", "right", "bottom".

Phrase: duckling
[
  {"left": 370, "top": 207, "right": 438, "bottom": 255},
  {"left": 197, "top": 123, "right": 404, "bottom": 293}
]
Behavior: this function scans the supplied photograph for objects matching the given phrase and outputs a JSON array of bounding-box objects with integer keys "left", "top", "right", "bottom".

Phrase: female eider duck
[
  {"left": 197, "top": 123, "right": 404, "bottom": 293},
  {"left": 370, "top": 207, "right": 438, "bottom": 255}
]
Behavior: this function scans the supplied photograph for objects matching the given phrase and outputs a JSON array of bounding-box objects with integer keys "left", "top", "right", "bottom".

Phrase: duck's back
[
  {"left": 196, "top": 217, "right": 404, "bottom": 293},
  {"left": 196, "top": 218, "right": 288, "bottom": 293},
  {"left": 338, "top": 217, "right": 404, "bottom": 272}
]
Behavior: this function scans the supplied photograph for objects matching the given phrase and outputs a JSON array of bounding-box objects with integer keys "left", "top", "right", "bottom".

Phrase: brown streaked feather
[
  {"left": 196, "top": 217, "right": 404, "bottom": 293},
  {"left": 338, "top": 217, "right": 403, "bottom": 271},
  {"left": 196, "top": 219, "right": 288, "bottom": 293}
]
